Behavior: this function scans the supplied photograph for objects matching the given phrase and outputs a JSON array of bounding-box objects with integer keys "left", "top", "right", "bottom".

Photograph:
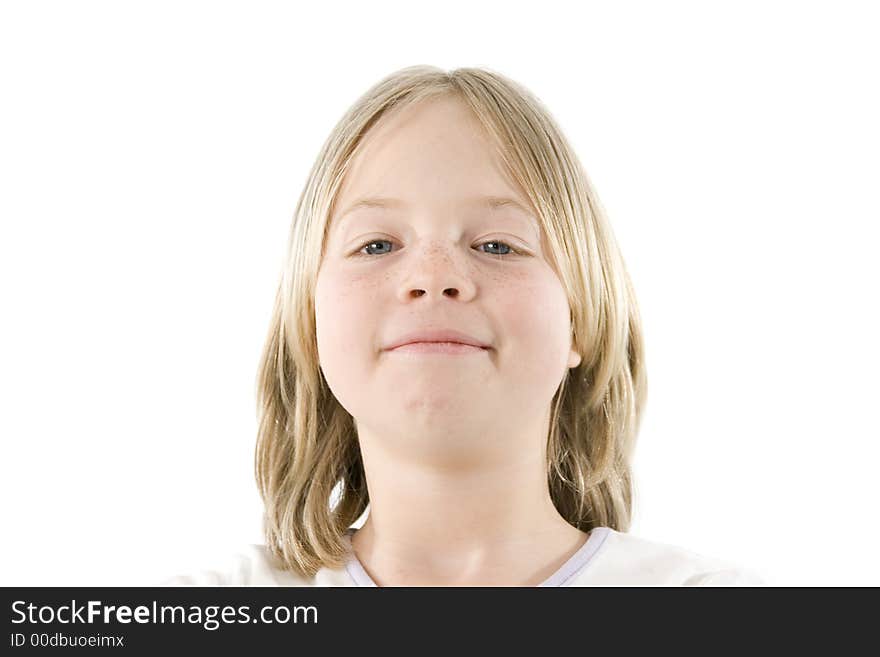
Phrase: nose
[
  {"left": 397, "top": 241, "right": 477, "bottom": 303},
  {"left": 409, "top": 287, "right": 459, "bottom": 299}
]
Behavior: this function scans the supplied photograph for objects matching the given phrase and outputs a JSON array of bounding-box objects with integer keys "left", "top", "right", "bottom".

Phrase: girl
[{"left": 164, "top": 65, "right": 764, "bottom": 586}]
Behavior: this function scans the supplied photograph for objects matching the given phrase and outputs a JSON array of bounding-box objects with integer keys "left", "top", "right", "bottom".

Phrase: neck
[{"left": 348, "top": 452, "right": 587, "bottom": 586}]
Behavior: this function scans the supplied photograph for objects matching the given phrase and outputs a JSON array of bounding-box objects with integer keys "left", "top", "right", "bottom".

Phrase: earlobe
[{"left": 568, "top": 328, "right": 582, "bottom": 369}]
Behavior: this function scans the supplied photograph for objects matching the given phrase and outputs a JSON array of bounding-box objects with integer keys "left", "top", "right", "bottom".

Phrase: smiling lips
[
  {"left": 388, "top": 342, "right": 488, "bottom": 355},
  {"left": 384, "top": 328, "right": 492, "bottom": 354}
]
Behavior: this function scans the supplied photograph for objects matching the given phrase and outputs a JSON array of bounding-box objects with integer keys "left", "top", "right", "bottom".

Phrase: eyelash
[{"left": 352, "top": 238, "right": 524, "bottom": 259}]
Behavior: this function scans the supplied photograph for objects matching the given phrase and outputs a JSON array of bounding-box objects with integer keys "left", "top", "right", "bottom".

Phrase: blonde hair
[{"left": 254, "top": 65, "right": 647, "bottom": 578}]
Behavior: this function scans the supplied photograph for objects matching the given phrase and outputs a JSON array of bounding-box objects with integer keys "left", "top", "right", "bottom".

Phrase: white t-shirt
[{"left": 162, "top": 527, "right": 766, "bottom": 586}]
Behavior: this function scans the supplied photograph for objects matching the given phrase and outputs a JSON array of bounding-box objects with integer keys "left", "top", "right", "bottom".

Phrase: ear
[{"left": 567, "top": 324, "right": 582, "bottom": 369}]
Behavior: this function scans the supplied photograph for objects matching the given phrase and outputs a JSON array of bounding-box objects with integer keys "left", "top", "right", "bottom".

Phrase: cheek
[
  {"left": 496, "top": 270, "right": 570, "bottom": 345},
  {"left": 314, "top": 268, "right": 379, "bottom": 390},
  {"left": 495, "top": 271, "right": 572, "bottom": 381}
]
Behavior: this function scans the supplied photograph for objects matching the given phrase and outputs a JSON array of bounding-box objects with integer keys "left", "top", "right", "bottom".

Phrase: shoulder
[
  {"left": 159, "top": 544, "right": 356, "bottom": 587},
  {"left": 569, "top": 528, "right": 767, "bottom": 586}
]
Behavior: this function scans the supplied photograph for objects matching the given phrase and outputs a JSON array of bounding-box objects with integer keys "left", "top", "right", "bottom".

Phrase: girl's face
[{"left": 315, "top": 95, "right": 581, "bottom": 463}]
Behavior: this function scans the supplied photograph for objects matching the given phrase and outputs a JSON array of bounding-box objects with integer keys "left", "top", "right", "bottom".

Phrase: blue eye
[
  {"left": 358, "top": 239, "right": 394, "bottom": 256},
  {"left": 355, "top": 239, "right": 521, "bottom": 258},
  {"left": 479, "top": 241, "right": 516, "bottom": 257}
]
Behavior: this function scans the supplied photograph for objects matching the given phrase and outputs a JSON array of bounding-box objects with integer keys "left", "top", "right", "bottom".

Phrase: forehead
[
  {"left": 331, "top": 96, "right": 537, "bottom": 226},
  {"left": 336, "top": 194, "right": 537, "bottom": 229}
]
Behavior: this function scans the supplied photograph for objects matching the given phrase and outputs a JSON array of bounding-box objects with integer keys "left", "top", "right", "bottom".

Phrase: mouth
[
  {"left": 384, "top": 329, "right": 492, "bottom": 351},
  {"left": 386, "top": 341, "right": 490, "bottom": 355}
]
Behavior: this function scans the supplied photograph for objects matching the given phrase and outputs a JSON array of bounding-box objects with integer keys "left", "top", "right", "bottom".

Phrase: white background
[{"left": 1, "top": 0, "right": 877, "bottom": 586}]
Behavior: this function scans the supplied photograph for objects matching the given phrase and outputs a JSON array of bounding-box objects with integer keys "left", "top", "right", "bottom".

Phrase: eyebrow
[{"left": 336, "top": 195, "right": 536, "bottom": 224}]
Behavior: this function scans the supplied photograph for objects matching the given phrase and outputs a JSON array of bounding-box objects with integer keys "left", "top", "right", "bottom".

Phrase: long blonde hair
[{"left": 255, "top": 65, "right": 647, "bottom": 578}]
